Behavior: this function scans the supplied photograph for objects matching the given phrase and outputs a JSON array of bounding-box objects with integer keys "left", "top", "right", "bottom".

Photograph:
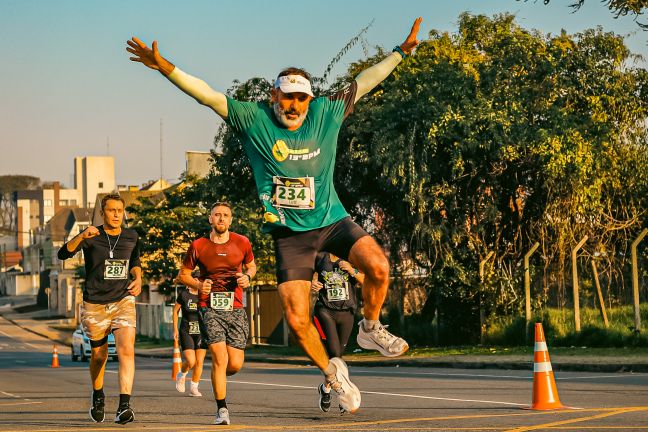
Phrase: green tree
[
  {"left": 520, "top": 0, "right": 648, "bottom": 30},
  {"left": 335, "top": 13, "right": 647, "bottom": 342}
]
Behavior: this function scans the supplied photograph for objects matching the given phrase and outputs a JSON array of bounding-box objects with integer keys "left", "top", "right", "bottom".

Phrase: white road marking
[
  {"left": 0, "top": 401, "right": 42, "bottom": 407},
  {"left": 225, "top": 379, "right": 527, "bottom": 407},
  {"left": 360, "top": 389, "right": 528, "bottom": 407},
  {"left": 0, "top": 390, "right": 41, "bottom": 406}
]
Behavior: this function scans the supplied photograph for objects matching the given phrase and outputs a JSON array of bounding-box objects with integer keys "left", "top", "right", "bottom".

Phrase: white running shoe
[
  {"left": 188, "top": 383, "right": 202, "bottom": 397},
  {"left": 213, "top": 407, "right": 230, "bottom": 425},
  {"left": 327, "top": 357, "right": 361, "bottom": 414},
  {"left": 175, "top": 372, "right": 186, "bottom": 393},
  {"left": 356, "top": 319, "right": 409, "bottom": 357}
]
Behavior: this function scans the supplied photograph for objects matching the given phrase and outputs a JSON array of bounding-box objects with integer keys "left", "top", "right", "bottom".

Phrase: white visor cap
[{"left": 274, "top": 75, "right": 314, "bottom": 97}]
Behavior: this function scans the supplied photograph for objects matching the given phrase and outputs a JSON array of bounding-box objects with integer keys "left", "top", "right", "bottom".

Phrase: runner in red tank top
[{"left": 176, "top": 202, "right": 256, "bottom": 426}]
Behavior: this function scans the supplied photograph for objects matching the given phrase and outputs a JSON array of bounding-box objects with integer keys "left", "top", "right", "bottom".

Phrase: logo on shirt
[
  {"left": 272, "top": 140, "right": 289, "bottom": 162},
  {"left": 271, "top": 140, "right": 321, "bottom": 162}
]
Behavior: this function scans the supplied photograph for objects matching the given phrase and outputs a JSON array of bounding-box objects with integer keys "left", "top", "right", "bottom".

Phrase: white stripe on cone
[
  {"left": 534, "top": 341, "right": 547, "bottom": 352},
  {"left": 534, "top": 362, "right": 553, "bottom": 373}
]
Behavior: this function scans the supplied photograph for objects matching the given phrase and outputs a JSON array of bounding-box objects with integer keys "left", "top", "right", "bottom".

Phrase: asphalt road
[{"left": 1, "top": 317, "right": 647, "bottom": 431}]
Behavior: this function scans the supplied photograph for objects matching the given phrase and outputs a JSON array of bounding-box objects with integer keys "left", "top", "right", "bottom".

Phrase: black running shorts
[
  {"left": 179, "top": 324, "right": 207, "bottom": 351},
  {"left": 271, "top": 217, "right": 368, "bottom": 284}
]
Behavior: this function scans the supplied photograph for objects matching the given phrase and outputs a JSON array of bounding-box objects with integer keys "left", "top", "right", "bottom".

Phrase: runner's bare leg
[
  {"left": 278, "top": 281, "right": 329, "bottom": 370},
  {"left": 348, "top": 236, "right": 390, "bottom": 321}
]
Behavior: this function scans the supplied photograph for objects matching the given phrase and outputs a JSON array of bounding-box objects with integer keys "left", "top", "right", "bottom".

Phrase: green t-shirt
[{"left": 225, "top": 82, "right": 357, "bottom": 233}]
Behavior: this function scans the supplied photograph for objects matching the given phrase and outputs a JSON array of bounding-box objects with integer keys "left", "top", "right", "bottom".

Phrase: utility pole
[
  {"left": 631, "top": 228, "right": 647, "bottom": 333},
  {"left": 571, "top": 235, "right": 588, "bottom": 332}
]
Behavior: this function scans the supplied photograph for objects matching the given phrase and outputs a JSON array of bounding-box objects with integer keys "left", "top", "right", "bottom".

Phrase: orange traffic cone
[
  {"left": 171, "top": 339, "right": 182, "bottom": 380},
  {"left": 526, "top": 323, "right": 566, "bottom": 410},
  {"left": 51, "top": 345, "right": 60, "bottom": 368}
]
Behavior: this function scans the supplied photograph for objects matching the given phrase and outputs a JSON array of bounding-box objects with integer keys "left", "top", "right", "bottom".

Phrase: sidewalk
[{"left": 2, "top": 300, "right": 647, "bottom": 373}]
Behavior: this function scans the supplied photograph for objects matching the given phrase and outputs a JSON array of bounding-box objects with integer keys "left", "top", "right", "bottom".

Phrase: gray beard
[{"left": 273, "top": 103, "right": 308, "bottom": 128}]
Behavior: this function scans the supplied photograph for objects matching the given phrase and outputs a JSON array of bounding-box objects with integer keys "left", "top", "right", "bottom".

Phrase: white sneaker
[
  {"left": 175, "top": 372, "right": 186, "bottom": 393},
  {"left": 188, "top": 383, "right": 202, "bottom": 397},
  {"left": 213, "top": 407, "right": 230, "bottom": 425},
  {"left": 327, "top": 357, "right": 361, "bottom": 414},
  {"left": 357, "top": 319, "right": 409, "bottom": 357}
]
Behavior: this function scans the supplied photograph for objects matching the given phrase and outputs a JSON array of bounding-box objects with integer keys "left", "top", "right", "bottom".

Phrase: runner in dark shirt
[
  {"left": 311, "top": 252, "right": 364, "bottom": 412},
  {"left": 57, "top": 193, "right": 141, "bottom": 424},
  {"left": 172, "top": 286, "right": 207, "bottom": 397},
  {"left": 58, "top": 226, "right": 141, "bottom": 304}
]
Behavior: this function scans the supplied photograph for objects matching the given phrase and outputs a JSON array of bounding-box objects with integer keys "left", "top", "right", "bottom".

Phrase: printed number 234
[{"left": 278, "top": 187, "right": 305, "bottom": 201}]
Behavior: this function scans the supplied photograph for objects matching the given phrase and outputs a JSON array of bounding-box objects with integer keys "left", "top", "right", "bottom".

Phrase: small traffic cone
[
  {"left": 51, "top": 345, "right": 60, "bottom": 368},
  {"left": 526, "top": 323, "right": 566, "bottom": 410},
  {"left": 171, "top": 339, "right": 182, "bottom": 380}
]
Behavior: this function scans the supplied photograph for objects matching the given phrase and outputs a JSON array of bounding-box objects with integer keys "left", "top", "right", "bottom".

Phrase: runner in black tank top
[
  {"left": 311, "top": 252, "right": 364, "bottom": 412},
  {"left": 172, "top": 286, "right": 207, "bottom": 397}
]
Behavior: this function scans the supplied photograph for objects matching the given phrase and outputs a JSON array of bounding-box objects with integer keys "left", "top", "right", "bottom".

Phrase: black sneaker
[
  {"left": 115, "top": 403, "right": 134, "bottom": 424},
  {"left": 89, "top": 392, "right": 105, "bottom": 423},
  {"left": 318, "top": 382, "right": 331, "bottom": 412}
]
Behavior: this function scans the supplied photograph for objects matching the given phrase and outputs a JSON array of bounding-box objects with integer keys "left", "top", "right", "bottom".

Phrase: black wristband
[{"left": 392, "top": 45, "right": 407, "bottom": 59}]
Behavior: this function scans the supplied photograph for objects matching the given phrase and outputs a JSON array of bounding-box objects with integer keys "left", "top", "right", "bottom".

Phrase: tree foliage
[
  {"left": 521, "top": 0, "right": 648, "bottom": 30},
  {"left": 334, "top": 13, "right": 647, "bottom": 341}
]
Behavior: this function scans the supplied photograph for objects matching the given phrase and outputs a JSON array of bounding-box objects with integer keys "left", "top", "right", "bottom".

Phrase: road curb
[{"left": 129, "top": 351, "right": 648, "bottom": 373}]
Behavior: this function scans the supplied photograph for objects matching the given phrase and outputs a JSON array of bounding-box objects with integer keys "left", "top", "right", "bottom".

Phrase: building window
[
  {"left": 59, "top": 200, "right": 68, "bottom": 206},
  {"left": 98, "top": 182, "right": 103, "bottom": 188},
  {"left": 69, "top": 199, "right": 77, "bottom": 205},
  {"left": 44, "top": 199, "right": 53, "bottom": 206}
]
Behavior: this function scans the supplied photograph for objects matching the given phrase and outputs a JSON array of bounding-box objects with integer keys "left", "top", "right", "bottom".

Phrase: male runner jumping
[
  {"left": 58, "top": 193, "right": 141, "bottom": 424},
  {"left": 176, "top": 202, "right": 256, "bottom": 425},
  {"left": 127, "top": 17, "right": 422, "bottom": 414}
]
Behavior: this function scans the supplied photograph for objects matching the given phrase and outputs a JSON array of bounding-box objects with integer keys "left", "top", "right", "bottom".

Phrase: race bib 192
[
  {"left": 104, "top": 259, "right": 129, "bottom": 280},
  {"left": 326, "top": 282, "right": 350, "bottom": 301},
  {"left": 272, "top": 176, "right": 315, "bottom": 209},
  {"left": 209, "top": 292, "right": 235, "bottom": 311}
]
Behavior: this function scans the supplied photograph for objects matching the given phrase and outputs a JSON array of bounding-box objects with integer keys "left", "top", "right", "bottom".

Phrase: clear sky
[{"left": 1, "top": 0, "right": 645, "bottom": 188}]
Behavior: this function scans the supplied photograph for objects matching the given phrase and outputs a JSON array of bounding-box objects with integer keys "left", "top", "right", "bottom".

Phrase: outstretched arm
[
  {"left": 127, "top": 37, "right": 228, "bottom": 118},
  {"left": 354, "top": 17, "right": 422, "bottom": 103}
]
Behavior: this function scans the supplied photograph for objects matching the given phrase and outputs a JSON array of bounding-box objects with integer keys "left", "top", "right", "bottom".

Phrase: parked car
[{"left": 71, "top": 325, "right": 117, "bottom": 361}]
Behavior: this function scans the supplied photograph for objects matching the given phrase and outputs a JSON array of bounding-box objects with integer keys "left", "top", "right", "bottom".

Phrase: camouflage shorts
[
  {"left": 81, "top": 296, "right": 136, "bottom": 341},
  {"left": 198, "top": 307, "right": 249, "bottom": 350}
]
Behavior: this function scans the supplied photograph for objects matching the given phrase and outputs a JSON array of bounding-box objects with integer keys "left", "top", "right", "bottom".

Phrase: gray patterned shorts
[{"left": 198, "top": 307, "right": 249, "bottom": 350}]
